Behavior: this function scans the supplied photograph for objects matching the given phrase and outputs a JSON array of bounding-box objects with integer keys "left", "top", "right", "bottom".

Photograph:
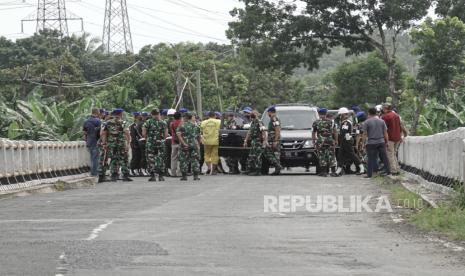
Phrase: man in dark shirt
[
  {"left": 83, "top": 108, "right": 102, "bottom": 176},
  {"left": 362, "top": 108, "right": 390, "bottom": 178},
  {"left": 129, "top": 112, "right": 144, "bottom": 176}
]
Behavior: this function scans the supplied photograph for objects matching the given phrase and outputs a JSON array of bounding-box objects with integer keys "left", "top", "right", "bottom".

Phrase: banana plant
[{"left": 3, "top": 91, "right": 98, "bottom": 141}]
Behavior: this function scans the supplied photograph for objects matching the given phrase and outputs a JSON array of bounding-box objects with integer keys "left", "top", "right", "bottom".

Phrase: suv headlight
[{"left": 303, "top": 140, "right": 313, "bottom": 148}]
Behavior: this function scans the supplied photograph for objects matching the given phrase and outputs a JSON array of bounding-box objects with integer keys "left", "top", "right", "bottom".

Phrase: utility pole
[
  {"left": 102, "top": 0, "right": 133, "bottom": 54},
  {"left": 21, "top": 0, "right": 83, "bottom": 37},
  {"left": 212, "top": 62, "right": 223, "bottom": 112},
  {"left": 175, "top": 51, "right": 183, "bottom": 109},
  {"left": 196, "top": 70, "right": 203, "bottom": 120}
]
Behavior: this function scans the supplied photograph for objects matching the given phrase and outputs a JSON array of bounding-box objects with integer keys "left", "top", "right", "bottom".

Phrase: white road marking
[
  {"left": 84, "top": 220, "right": 113, "bottom": 241},
  {"left": 54, "top": 252, "right": 68, "bottom": 276}
]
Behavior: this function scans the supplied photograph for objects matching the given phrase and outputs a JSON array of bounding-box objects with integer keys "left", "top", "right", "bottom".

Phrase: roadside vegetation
[{"left": 377, "top": 176, "right": 465, "bottom": 241}]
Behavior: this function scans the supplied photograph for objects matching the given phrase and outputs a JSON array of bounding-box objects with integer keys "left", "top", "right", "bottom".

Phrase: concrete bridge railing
[
  {"left": 399, "top": 127, "right": 465, "bottom": 188},
  {"left": 0, "top": 139, "right": 90, "bottom": 192}
]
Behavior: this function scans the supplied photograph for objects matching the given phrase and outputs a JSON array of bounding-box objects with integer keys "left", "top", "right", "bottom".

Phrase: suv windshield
[{"left": 262, "top": 109, "right": 318, "bottom": 130}]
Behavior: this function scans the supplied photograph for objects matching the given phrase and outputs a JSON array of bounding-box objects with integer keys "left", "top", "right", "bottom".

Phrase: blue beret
[
  {"left": 267, "top": 106, "right": 276, "bottom": 113},
  {"left": 241, "top": 107, "right": 252, "bottom": 114},
  {"left": 179, "top": 108, "right": 188, "bottom": 113},
  {"left": 351, "top": 105, "right": 361, "bottom": 112},
  {"left": 112, "top": 108, "right": 124, "bottom": 115},
  {"left": 132, "top": 112, "right": 141, "bottom": 116},
  {"left": 215, "top": 112, "right": 222, "bottom": 117},
  {"left": 318, "top": 108, "right": 328, "bottom": 114},
  {"left": 161, "top": 109, "right": 168, "bottom": 115},
  {"left": 99, "top": 108, "right": 106, "bottom": 114},
  {"left": 356, "top": 111, "right": 366, "bottom": 118},
  {"left": 141, "top": 112, "right": 149, "bottom": 117}
]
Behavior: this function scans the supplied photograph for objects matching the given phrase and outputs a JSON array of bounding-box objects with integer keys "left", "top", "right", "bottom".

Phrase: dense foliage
[
  {"left": 0, "top": 31, "right": 305, "bottom": 140},
  {"left": 3, "top": 1, "right": 465, "bottom": 140}
]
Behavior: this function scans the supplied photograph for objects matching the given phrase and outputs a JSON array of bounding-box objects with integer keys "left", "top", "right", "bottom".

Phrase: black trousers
[
  {"left": 337, "top": 140, "right": 361, "bottom": 167},
  {"left": 366, "top": 143, "right": 390, "bottom": 177},
  {"left": 130, "top": 144, "right": 142, "bottom": 170}
]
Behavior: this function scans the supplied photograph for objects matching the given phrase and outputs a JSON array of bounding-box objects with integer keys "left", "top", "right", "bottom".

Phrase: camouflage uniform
[
  {"left": 144, "top": 118, "right": 168, "bottom": 175},
  {"left": 177, "top": 121, "right": 200, "bottom": 175},
  {"left": 246, "top": 118, "right": 265, "bottom": 173},
  {"left": 263, "top": 116, "right": 282, "bottom": 169},
  {"left": 103, "top": 117, "right": 130, "bottom": 176},
  {"left": 312, "top": 118, "right": 336, "bottom": 169},
  {"left": 98, "top": 119, "right": 109, "bottom": 177}
]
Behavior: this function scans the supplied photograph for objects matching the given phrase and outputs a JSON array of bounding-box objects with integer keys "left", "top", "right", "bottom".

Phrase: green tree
[
  {"left": 410, "top": 16, "right": 465, "bottom": 103},
  {"left": 228, "top": 0, "right": 432, "bottom": 105},
  {"left": 331, "top": 53, "right": 406, "bottom": 107},
  {"left": 436, "top": 0, "right": 465, "bottom": 21}
]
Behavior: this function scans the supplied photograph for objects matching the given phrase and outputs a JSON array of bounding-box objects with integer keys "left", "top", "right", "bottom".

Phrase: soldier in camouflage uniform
[
  {"left": 177, "top": 112, "right": 202, "bottom": 181},
  {"left": 100, "top": 108, "right": 132, "bottom": 182},
  {"left": 263, "top": 106, "right": 282, "bottom": 175},
  {"left": 312, "top": 108, "right": 338, "bottom": 177},
  {"left": 143, "top": 109, "right": 169, "bottom": 182},
  {"left": 243, "top": 110, "right": 266, "bottom": 176}
]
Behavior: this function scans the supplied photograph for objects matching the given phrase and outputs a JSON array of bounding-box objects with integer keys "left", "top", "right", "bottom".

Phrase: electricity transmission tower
[
  {"left": 102, "top": 0, "right": 134, "bottom": 54},
  {"left": 21, "top": 0, "right": 83, "bottom": 37}
]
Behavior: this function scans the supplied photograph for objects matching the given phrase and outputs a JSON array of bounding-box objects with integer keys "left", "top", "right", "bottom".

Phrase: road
[{"left": 0, "top": 171, "right": 464, "bottom": 276}]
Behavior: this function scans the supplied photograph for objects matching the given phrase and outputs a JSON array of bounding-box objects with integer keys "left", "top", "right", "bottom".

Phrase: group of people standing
[
  {"left": 312, "top": 103, "right": 407, "bottom": 178},
  {"left": 83, "top": 102, "right": 407, "bottom": 182},
  {"left": 83, "top": 107, "right": 224, "bottom": 182}
]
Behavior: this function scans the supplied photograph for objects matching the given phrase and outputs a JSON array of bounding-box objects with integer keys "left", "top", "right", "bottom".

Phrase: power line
[
  {"left": 125, "top": 1, "right": 229, "bottom": 22},
  {"left": 27, "top": 61, "right": 142, "bottom": 88},
  {"left": 78, "top": 1, "right": 228, "bottom": 43},
  {"left": 129, "top": 5, "right": 228, "bottom": 42},
  {"left": 162, "top": 0, "right": 229, "bottom": 16}
]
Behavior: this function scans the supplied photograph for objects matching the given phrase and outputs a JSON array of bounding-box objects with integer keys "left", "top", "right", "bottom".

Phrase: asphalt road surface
[{"left": 0, "top": 171, "right": 464, "bottom": 276}]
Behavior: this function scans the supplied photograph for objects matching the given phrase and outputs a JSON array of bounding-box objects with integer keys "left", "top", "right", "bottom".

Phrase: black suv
[{"left": 219, "top": 104, "right": 320, "bottom": 174}]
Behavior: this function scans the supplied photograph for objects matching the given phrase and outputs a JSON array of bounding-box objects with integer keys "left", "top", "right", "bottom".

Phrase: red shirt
[
  {"left": 170, "top": 119, "right": 183, "bottom": 145},
  {"left": 382, "top": 111, "right": 401, "bottom": 142}
]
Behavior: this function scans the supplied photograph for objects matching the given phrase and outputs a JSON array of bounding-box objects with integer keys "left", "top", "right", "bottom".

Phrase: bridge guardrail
[
  {"left": 0, "top": 139, "right": 90, "bottom": 192},
  {"left": 399, "top": 128, "right": 465, "bottom": 188}
]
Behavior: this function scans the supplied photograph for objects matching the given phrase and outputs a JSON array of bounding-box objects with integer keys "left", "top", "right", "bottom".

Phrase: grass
[
  {"left": 375, "top": 176, "right": 425, "bottom": 210},
  {"left": 391, "top": 186, "right": 425, "bottom": 210},
  {"left": 412, "top": 205, "right": 465, "bottom": 240},
  {"left": 53, "top": 181, "right": 66, "bottom": 191},
  {"left": 376, "top": 176, "right": 465, "bottom": 241}
]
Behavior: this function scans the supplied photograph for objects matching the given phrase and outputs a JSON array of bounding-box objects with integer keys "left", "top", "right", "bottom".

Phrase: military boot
[
  {"left": 148, "top": 173, "right": 157, "bottom": 182},
  {"left": 271, "top": 166, "right": 281, "bottom": 176},
  {"left": 331, "top": 167, "right": 342, "bottom": 177},
  {"left": 193, "top": 174, "right": 200, "bottom": 181},
  {"left": 122, "top": 174, "right": 133, "bottom": 182},
  {"left": 180, "top": 173, "right": 188, "bottom": 181},
  {"left": 98, "top": 175, "right": 106, "bottom": 183},
  {"left": 110, "top": 174, "right": 118, "bottom": 182},
  {"left": 158, "top": 173, "right": 165, "bottom": 181}
]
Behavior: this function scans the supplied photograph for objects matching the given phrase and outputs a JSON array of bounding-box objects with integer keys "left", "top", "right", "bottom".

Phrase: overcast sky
[{"left": 0, "top": 0, "right": 242, "bottom": 51}]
